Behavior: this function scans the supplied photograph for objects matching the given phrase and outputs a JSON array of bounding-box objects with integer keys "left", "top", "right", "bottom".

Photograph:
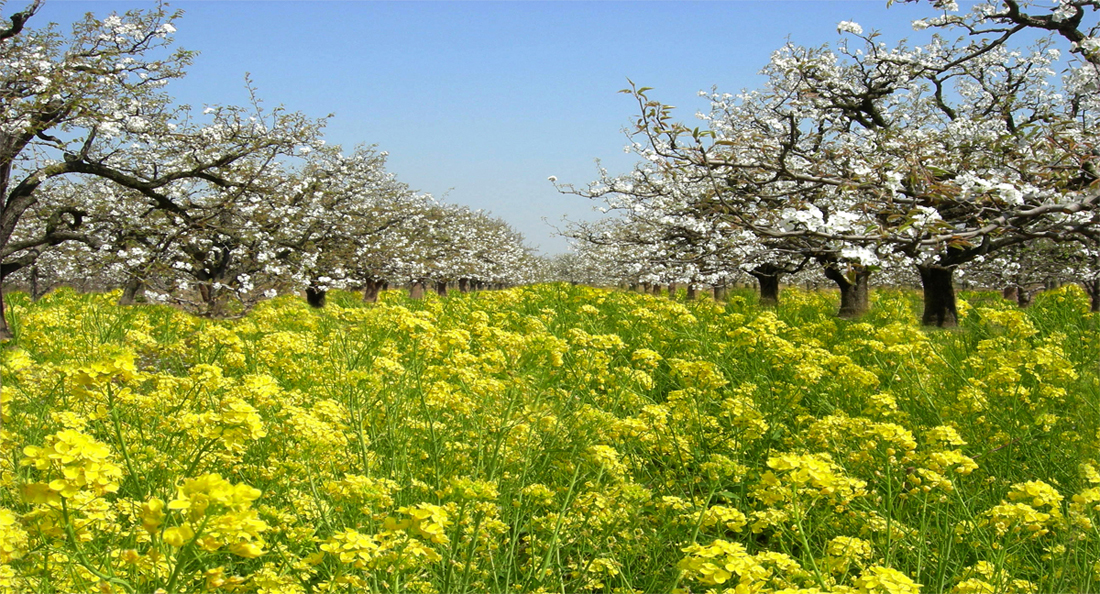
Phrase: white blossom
[{"left": 837, "top": 21, "right": 863, "bottom": 35}]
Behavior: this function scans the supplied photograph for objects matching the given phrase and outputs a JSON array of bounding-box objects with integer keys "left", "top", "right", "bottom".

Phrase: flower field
[{"left": 1, "top": 284, "right": 1099, "bottom": 594}]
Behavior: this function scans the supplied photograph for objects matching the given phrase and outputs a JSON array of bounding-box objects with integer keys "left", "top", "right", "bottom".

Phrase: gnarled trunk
[
  {"left": 685, "top": 285, "right": 697, "bottom": 301},
  {"left": 28, "top": 265, "right": 43, "bottom": 301},
  {"left": 822, "top": 264, "right": 871, "bottom": 318},
  {"left": 458, "top": 278, "right": 470, "bottom": 293},
  {"left": 306, "top": 286, "right": 327, "bottom": 308},
  {"left": 362, "top": 279, "right": 384, "bottom": 303},
  {"left": 1017, "top": 287, "right": 1033, "bottom": 308},
  {"left": 434, "top": 281, "right": 447, "bottom": 297},
  {"left": 918, "top": 264, "right": 958, "bottom": 327},
  {"left": 1084, "top": 278, "right": 1100, "bottom": 313},
  {"left": 118, "top": 278, "right": 146, "bottom": 306},
  {"left": 749, "top": 264, "right": 782, "bottom": 307},
  {"left": 0, "top": 289, "right": 10, "bottom": 341},
  {"left": 409, "top": 281, "right": 425, "bottom": 300},
  {"left": 1003, "top": 285, "right": 1019, "bottom": 303}
]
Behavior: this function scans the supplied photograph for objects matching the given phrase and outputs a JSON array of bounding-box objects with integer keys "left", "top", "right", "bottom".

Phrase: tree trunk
[
  {"left": 29, "top": 265, "right": 41, "bottom": 301},
  {"left": 917, "top": 264, "right": 958, "bottom": 327},
  {"left": 667, "top": 283, "right": 677, "bottom": 297},
  {"left": 0, "top": 289, "right": 11, "bottom": 341},
  {"left": 409, "top": 281, "right": 425, "bottom": 300},
  {"left": 713, "top": 285, "right": 728, "bottom": 302},
  {"left": 685, "top": 285, "right": 697, "bottom": 301},
  {"left": 1017, "top": 287, "right": 1033, "bottom": 308},
  {"left": 362, "top": 279, "right": 383, "bottom": 303},
  {"left": 305, "top": 286, "right": 327, "bottom": 308},
  {"left": 458, "top": 278, "right": 470, "bottom": 293},
  {"left": 650, "top": 283, "right": 661, "bottom": 296},
  {"left": 434, "top": 281, "right": 448, "bottom": 297},
  {"left": 1003, "top": 285, "right": 1018, "bottom": 303},
  {"left": 1083, "top": 279, "right": 1100, "bottom": 313},
  {"left": 822, "top": 264, "right": 871, "bottom": 318},
  {"left": 118, "top": 278, "right": 145, "bottom": 306},
  {"left": 749, "top": 265, "right": 781, "bottom": 307},
  {"left": 198, "top": 283, "right": 227, "bottom": 316}
]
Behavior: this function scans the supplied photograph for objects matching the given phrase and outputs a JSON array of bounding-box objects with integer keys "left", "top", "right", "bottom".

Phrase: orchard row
[
  {"left": 552, "top": 0, "right": 1100, "bottom": 325},
  {"left": 0, "top": 3, "right": 538, "bottom": 337}
]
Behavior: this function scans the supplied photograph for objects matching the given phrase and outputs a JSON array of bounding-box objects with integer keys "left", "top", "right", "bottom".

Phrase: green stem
[
  {"left": 60, "top": 497, "right": 136, "bottom": 594},
  {"left": 182, "top": 438, "right": 219, "bottom": 478},
  {"left": 534, "top": 461, "right": 583, "bottom": 586},
  {"left": 107, "top": 387, "right": 143, "bottom": 498},
  {"left": 440, "top": 500, "right": 469, "bottom": 593},
  {"left": 796, "top": 513, "right": 828, "bottom": 589},
  {"left": 163, "top": 514, "right": 213, "bottom": 593},
  {"left": 667, "top": 483, "right": 719, "bottom": 594}
]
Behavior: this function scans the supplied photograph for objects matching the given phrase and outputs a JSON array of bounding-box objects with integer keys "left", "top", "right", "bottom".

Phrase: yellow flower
[
  {"left": 67, "top": 350, "right": 139, "bottom": 388},
  {"left": 982, "top": 502, "right": 1053, "bottom": 537},
  {"left": 163, "top": 524, "right": 196, "bottom": 547},
  {"left": 141, "top": 497, "right": 166, "bottom": 533},
  {"left": 853, "top": 565, "right": 922, "bottom": 594},
  {"left": 631, "top": 348, "right": 663, "bottom": 369},
  {"left": 757, "top": 452, "right": 867, "bottom": 506},
  {"left": 0, "top": 508, "right": 28, "bottom": 562},
  {"left": 1081, "top": 462, "right": 1100, "bottom": 485},
  {"left": 168, "top": 473, "right": 262, "bottom": 519},
  {"left": 925, "top": 426, "right": 967, "bottom": 447},
  {"left": 321, "top": 528, "right": 382, "bottom": 568},
  {"left": 826, "top": 536, "right": 873, "bottom": 575},
  {"left": 1006, "top": 480, "right": 1063, "bottom": 513},
  {"left": 20, "top": 429, "right": 123, "bottom": 499},
  {"left": 677, "top": 539, "right": 772, "bottom": 588},
  {"left": 698, "top": 505, "right": 748, "bottom": 533},
  {"left": 400, "top": 503, "right": 450, "bottom": 544}
]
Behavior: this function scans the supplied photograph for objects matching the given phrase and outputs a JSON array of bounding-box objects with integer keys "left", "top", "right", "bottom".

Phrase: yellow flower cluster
[
  {"left": 21, "top": 429, "right": 123, "bottom": 501},
  {"left": 0, "top": 283, "right": 1095, "bottom": 592},
  {"left": 678, "top": 539, "right": 807, "bottom": 589}
]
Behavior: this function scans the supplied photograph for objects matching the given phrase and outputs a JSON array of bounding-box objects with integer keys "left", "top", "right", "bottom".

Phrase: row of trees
[
  {"left": 13, "top": 148, "right": 538, "bottom": 313},
  {"left": 0, "top": 1, "right": 537, "bottom": 337},
  {"left": 556, "top": 0, "right": 1100, "bottom": 324}
]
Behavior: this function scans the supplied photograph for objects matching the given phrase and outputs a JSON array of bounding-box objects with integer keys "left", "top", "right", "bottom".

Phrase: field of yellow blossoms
[{"left": 1, "top": 283, "right": 1099, "bottom": 593}]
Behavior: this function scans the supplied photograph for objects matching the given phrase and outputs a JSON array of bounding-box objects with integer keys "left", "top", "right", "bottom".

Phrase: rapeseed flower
[
  {"left": 4, "top": 284, "right": 1099, "bottom": 591},
  {"left": 853, "top": 566, "right": 922, "bottom": 593},
  {"left": 21, "top": 429, "right": 123, "bottom": 500},
  {"left": 0, "top": 509, "right": 27, "bottom": 562}
]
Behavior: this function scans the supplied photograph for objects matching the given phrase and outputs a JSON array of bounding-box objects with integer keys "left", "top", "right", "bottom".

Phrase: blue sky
[{"left": 37, "top": 1, "right": 939, "bottom": 255}]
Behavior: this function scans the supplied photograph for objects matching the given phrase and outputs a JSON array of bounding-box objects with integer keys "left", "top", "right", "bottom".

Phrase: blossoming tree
[
  {"left": 0, "top": 2, "right": 323, "bottom": 335},
  {"left": 563, "top": 0, "right": 1099, "bottom": 325}
]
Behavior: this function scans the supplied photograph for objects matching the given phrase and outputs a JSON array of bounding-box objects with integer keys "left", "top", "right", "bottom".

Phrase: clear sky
[{"left": 36, "top": 0, "right": 939, "bottom": 255}]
